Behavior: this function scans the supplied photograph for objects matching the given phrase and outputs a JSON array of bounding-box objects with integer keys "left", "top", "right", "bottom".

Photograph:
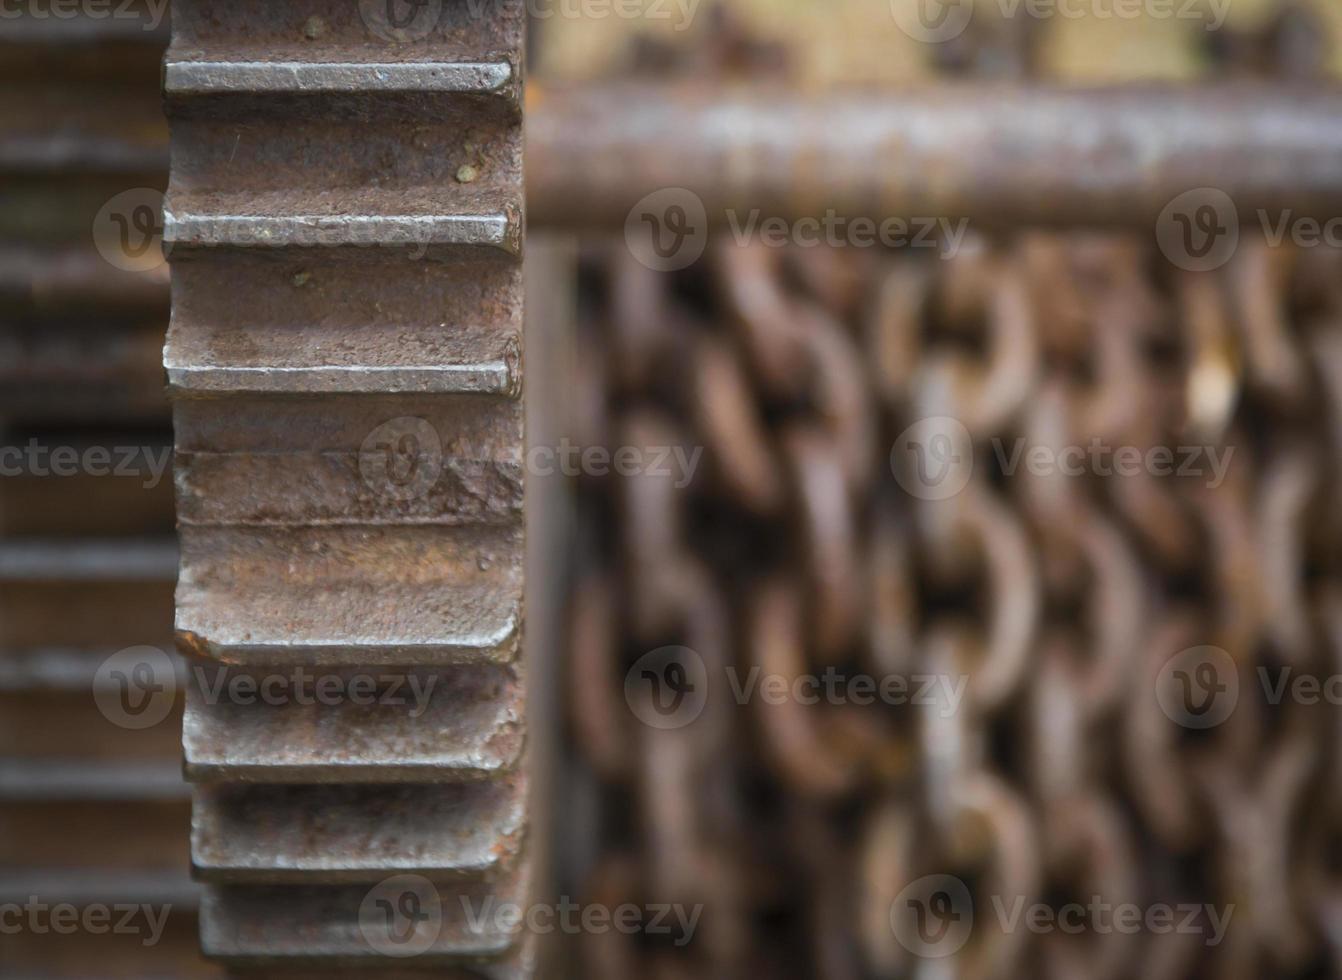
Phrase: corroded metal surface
[
  {"left": 199, "top": 871, "right": 534, "bottom": 973},
  {"left": 529, "top": 82, "right": 1342, "bottom": 229},
  {"left": 164, "top": 0, "right": 528, "bottom": 971},
  {"left": 192, "top": 777, "right": 528, "bottom": 883},
  {"left": 183, "top": 664, "right": 524, "bottom": 784}
]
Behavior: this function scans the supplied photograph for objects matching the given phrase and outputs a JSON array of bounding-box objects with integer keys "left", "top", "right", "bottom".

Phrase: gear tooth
[
  {"left": 191, "top": 777, "right": 527, "bottom": 884},
  {"left": 183, "top": 664, "right": 525, "bottom": 784}
]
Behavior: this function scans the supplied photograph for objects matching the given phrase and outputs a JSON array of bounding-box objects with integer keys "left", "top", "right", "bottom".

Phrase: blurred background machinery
[
  {"left": 3, "top": 0, "right": 1342, "bottom": 978},
  {"left": 0, "top": 3, "right": 205, "bottom": 978}
]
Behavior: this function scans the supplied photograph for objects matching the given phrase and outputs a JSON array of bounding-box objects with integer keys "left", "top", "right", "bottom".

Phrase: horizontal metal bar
[
  {"left": 0, "top": 539, "right": 178, "bottom": 582},
  {"left": 0, "top": 647, "right": 180, "bottom": 692},
  {"left": 164, "top": 211, "right": 517, "bottom": 251},
  {"left": 0, "top": 759, "right": 188, "bottom": 802},
  {"left": 165, "top": 362, "right": 517, "bottom": 396},
  {"left": 527, "top": 82, "right": 1342, "bottom": 228},
  {"left": 165, "top": 60, "right": 513, "bottom": 95},
  {"left": 0, "top": 870, "right": 200, "bottom": 909},
  {"left": 0, "top": 17, "right": 169, "bottom": 45}
]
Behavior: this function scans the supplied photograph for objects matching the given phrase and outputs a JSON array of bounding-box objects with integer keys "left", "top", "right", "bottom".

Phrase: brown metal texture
[
  {"left": 556, "top": 233, "right": 1342, "bottom": 979},
  {"left": 0, "top": 2, "right": 213, "bottom": 976},
  {"left": 163, "top": 0, "right": 529, "bottom": 973},
  {"left": 527, "top": 81, "right": 1342, "bottom": 232},
  {"left": 1, "top": 0, "right": 171, "bottom": 425}
]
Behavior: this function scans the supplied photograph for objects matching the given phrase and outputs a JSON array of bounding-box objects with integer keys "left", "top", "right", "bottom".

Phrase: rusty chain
[{"left": 560, "top": 228, "right": 1342, "bottom": 979}]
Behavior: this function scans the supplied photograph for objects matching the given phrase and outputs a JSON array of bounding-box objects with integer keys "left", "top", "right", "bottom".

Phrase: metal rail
[{"left": 528, "top": 82, "right": 1342, "bottom": 228}]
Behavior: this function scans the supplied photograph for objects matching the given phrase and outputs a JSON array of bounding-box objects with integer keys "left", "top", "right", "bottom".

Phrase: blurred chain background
[
  {"left": 3, "top": 0, "right": 1342, "bottom": 977},
  {"left": 540, "top": 2, "right": 1342, "bottom": 979}
]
